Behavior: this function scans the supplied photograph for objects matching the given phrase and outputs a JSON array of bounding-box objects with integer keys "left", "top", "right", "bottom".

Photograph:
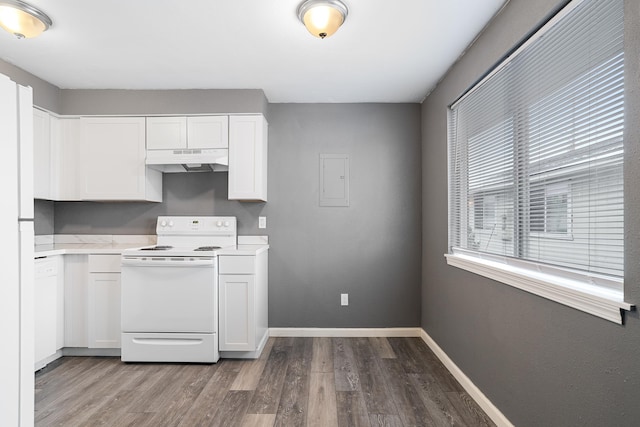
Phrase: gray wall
[
  {"left": 60, "top": 89, "right": 269, "bottom": 118},
  {"left": 420, "top": 0, "right": 640, "bottom": 425},
  {"left": 54, "top": 100, "right": 423, "bottom": 328},
  {"left": 34, "top": 200, "right": 54, "bottom": 235},
  {"left": 265, "top": 104, "right": 422, "bottom": 327},
  {"left": 0, "top": 59, "right": 60, "bottom": 112}
]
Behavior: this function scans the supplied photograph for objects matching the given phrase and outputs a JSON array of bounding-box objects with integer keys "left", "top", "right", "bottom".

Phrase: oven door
[{"left": 121, "top": 256, "right": 217, "bottom": 333}]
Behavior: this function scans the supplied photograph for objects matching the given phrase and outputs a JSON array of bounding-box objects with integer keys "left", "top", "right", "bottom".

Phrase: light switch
[
  {"left": 258, "top": 216, "right": 267, "bottom": 229},
  {"left": 341, "top": 293, "right": 349, "bottom": 306}
]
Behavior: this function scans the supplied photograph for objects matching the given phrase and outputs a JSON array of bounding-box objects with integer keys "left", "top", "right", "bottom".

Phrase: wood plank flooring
[{"left": 35, "top": 337, "right": 495, "bottom": 426}]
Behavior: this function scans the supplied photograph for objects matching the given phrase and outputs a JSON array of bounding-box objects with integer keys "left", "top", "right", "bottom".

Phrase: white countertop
[
  {"left": 34, "top": 243, "right": 145, "bottom": 257},
  {"left": 35, "top": 242, "right": 269, "bottom": 258},
  {"left": 217, "top": 245, "right": 269, "bottom": 256}
]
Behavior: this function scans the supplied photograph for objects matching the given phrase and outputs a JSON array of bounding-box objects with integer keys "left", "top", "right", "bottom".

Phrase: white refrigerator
[{"left": 0, "top": 73, "right": 35, "bottom": 427}]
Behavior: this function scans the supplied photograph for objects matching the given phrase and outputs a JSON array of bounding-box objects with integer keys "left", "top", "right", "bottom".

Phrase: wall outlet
[
  {"left": 258, "top": 216, "right": 267, "bottom": 229},
  {"left": 341, "top": 293, "right": 349, "bottom": 306}
]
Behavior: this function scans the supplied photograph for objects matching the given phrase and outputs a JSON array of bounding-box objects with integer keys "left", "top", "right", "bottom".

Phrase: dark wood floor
[{"left": 35, "top": 337, "right": 495, "bottom": 426}]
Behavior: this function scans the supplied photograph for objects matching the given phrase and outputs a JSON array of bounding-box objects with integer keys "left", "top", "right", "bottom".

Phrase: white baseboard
[
  {"left": 62, "top": 347, "right": 121, "bottom": 357},
  {"left": 268, "top": 327, "right": 422, "bottom": 337},
  {"left": 419, "top": 329, "right": 513, "bottom": 427}
]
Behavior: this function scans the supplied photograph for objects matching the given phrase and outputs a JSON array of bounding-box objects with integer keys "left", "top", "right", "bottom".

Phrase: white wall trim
[
  {"left": 419, "top": 329, "right": 514, "bottom": 427},
  {"left": 269, "top": 327, "right": 422, "bottom": 338}
]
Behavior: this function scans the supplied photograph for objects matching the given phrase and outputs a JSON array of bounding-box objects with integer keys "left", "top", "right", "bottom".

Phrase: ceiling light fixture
[
  {"left": 297, "top": 0, "right": 348, "bottom": 39},
  {"left": 0, "top": 0, "right": 51, "bottom": 39}
]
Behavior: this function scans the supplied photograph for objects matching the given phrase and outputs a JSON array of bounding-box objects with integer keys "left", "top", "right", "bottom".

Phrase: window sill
[{"left": 445, "top": 252, "right": 634, "bottom": 324}]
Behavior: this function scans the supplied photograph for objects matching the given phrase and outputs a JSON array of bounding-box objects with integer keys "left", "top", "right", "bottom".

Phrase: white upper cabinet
[
  {"left": 53, "top": 118, "right": 81, "bottom": 201},
  {"left": 187, "top": 116, "right": 228, "bottom": 149},
  {"left": 33, "top": 108, "right": 54, "bottom": 200},
  {"left": 228, "top": 115, "right": 268, "bottom": 202},
  {"left": 34, "top": 112, "right": 266, "bottom": 202},
  {"left": 146, "top": 116, "right": 229, "bottom": 150},
  {"left": 80, "top": 117, "right": 162, "bottom": 201},
  {"left": 34, "top": 110, "right": 82, "bottom": 201},
  {"left": 146, "top": 116, "right": 187, "bottom": 149}
]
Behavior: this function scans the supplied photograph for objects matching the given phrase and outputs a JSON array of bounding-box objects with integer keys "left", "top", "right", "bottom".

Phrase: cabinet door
[
  {"left": 146, "top": 116, "right": 187, "bottom": 149},
  {"left": 64, "top": 255, "right": 89, "bottom": 348},
  {"left": 53, "top": 118, "right": 81, "bottom": 200},
  {"left": 228, "top": 115, "right": 268, "bottom": 201},
  {"left": 33, "top": 108, "right": 53, "bottom": 200},
  {"left": 187, "top": 116, "right": 229, "bottom": 149},
  {"left": 219, "top": 274, "right": 255, "bottom": 351},
  {"left": 34, "top": 260, "right": 57, "bottom": 366},
  {"left": 56, "top": 257, "right": 65, "bottom": 350},
  {"left": 88, "top": 273, "right": 121, "bottom": 348},
  {"left": 80, "top": 117, "right": 147, "bottom": 200}
]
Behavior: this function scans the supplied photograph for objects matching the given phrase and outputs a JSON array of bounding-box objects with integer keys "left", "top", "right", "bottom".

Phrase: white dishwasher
[{"left": 34, "top": 257, "right": 58, "bottom": 370}]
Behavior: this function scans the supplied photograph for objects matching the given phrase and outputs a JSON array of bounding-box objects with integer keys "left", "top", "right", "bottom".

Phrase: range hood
[{"left": 146, "top": 148, "right": 229, "bottom": 173}]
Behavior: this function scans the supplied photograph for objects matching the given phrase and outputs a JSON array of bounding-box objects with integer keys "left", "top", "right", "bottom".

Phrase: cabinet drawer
[
  {"left": 88, "top": 255, "right": 121, "bottom": 273},
  {"left": 219, "top": 256, "right": 255, "bottom": 274}
]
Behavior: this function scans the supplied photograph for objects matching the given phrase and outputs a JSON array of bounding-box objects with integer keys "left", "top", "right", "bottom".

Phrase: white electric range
[{"left": 120, "top": 216, "right": 237, "bottom": 363}]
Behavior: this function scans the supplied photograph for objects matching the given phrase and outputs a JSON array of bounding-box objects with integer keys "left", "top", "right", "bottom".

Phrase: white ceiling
[{"left": 0, "top": 0, "right": 506, "bottom": 103}]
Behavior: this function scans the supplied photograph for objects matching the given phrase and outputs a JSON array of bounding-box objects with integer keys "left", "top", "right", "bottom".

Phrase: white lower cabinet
[
  {"left": 34, "top": 256, "right": 63, "bottom": 370},
  {"left": 64, "top": 255, "right": 89, "bottom": 348},
  {"left": 219, "top": 250, "right": 268, "bottom": 356},
  {"left": 87, "top": 255, "right": 121, "bottom": 348},
  {"left": 219, "top": 273, "right": 255, "bottom": 351},
  {"left": 56, "top": 256, "right": 65, "bottom": 351},
  {"left": 62, "top": 253, "right": 123, "bottom": 352}
]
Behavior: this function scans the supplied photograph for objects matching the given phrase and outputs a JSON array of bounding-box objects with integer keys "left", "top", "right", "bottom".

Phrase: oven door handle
[{"left": 121, "top": 257, "right": 215, "bottom": 267}]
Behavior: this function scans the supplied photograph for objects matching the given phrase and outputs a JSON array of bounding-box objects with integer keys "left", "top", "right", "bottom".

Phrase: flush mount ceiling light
[
  {"left": 297, "top": 0, "right": 348, "bottom": 39},
  {"left": 0, "top": 0, "right": 52, "bottom": 39}
]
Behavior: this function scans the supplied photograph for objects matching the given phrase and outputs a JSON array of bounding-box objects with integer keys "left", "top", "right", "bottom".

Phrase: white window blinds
[{"left": 448, "top": 0, "right": 624, "bottom": 283}]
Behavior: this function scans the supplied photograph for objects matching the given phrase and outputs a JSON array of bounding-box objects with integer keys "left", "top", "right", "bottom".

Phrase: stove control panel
[{"left": 156, "top": 216, "right": 237, "bottom": 235}]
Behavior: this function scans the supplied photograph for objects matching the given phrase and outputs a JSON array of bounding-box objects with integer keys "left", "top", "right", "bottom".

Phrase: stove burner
[
  {"left": 194, "top": 246, "right": 221, "bottom": 251},
  {"left": 140, "top": 245, "right": 173, "bottom": 251}
]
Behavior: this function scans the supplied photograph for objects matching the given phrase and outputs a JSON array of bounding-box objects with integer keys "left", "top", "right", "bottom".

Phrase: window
[
  {"left": 530, "top": 182, "right": 571, "bottom": 236},
  {"left": 446, "top": 0, "right": 632, "bottom": 323}
]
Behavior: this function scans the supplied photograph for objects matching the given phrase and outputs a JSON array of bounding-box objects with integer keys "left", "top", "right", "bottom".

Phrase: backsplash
[
  {"left": 34, "top": 234, "right": 156, "bottom": 245},
  {"left": 52, "top": 173, "right": 266, "bottom": 235},
  {"left": 34, "top": 199, "right": 54, "bottom": 235}
]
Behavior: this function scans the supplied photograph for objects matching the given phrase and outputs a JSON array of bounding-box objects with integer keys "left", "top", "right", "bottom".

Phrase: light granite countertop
[{"left": 34, "top": 235, "right": 268, "bottom": 258}]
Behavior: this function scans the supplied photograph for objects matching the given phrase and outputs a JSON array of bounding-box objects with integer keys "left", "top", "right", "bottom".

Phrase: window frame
[{"left": 445, "top": 0, "right": 633, "bottom": 324}]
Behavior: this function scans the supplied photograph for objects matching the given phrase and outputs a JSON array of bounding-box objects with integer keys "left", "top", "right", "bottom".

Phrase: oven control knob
[
  {"left": 160, "top": 220, "right": 167, "bottom": 227},
  {"left": 216, "top": 221, "right": 223, "bottom": 227},
  {"left": 168, "top": 221, "right": 174, "bottom": 227},
  {"left": 224, "top": 221, "right": 230, "bottom": 227}
]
